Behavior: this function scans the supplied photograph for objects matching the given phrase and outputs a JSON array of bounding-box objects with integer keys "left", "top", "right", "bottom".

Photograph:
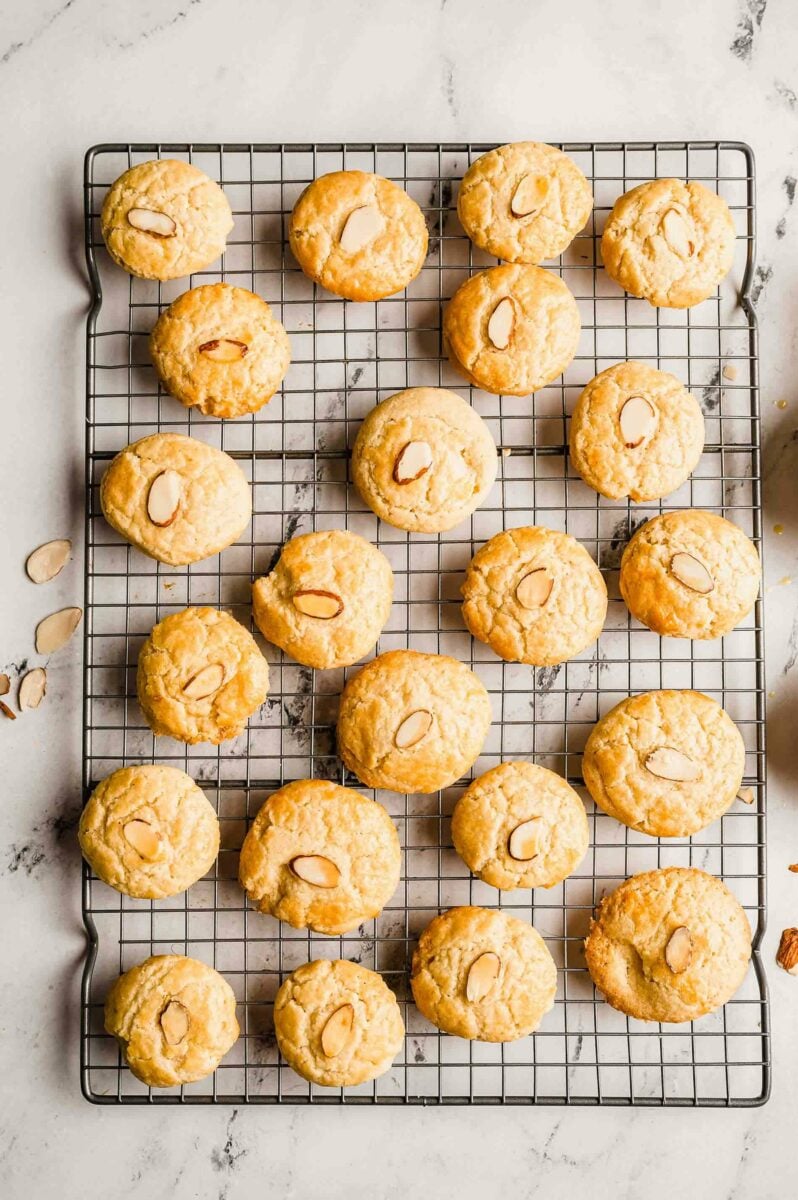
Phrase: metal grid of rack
[{"left": 81, "top": 141, "right": 768, "bottom": 1106}]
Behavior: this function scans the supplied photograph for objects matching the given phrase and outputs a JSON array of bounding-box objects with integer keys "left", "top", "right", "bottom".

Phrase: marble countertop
[{"left": 1, "top": 0, "right": 797, "bottom": 1196}]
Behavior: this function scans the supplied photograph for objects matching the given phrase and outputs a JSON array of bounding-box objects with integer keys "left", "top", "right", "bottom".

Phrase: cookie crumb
[{"left": 722, "top": 363, "right": 738, "bottom": 381}]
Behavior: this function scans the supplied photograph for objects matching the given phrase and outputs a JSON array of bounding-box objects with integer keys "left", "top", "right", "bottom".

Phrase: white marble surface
[{"left": 1, "top": 0, "right": 797, "bottom": 1196}]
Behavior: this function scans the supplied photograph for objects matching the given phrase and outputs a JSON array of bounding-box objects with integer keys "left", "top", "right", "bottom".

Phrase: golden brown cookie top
[
  {"left": 458, "top": 142, "right": 593, "bottom": 264},
  {"left": 350, "top": 387, "right": 498, "bottom": 533},
  {"left": 582, "top": 689, "right": 746, "bottom": 837},
  {"left": 104, "top": 954, "right": 239, "bottom": 1087},
  {"left": 100, "top": 159, "right": 233, "bottom": 281},
  {"left": 149, "top": 283, "right": 291, "bottom": 419},
  {"left": 569, "top": 361, "right": 705, "bottom": 502},
  {"left": 289, "top": 170, "right": 428, "bottom": 301},
  {"left": 619, "top": 510, "right": 760, "bottom": 639},
  {"left": 238, "top": 779, "right": 400, "bottom": 935},
  {"left": 444, "top": 264, "right": 580, "bottom": 396},
  {"left": 410, "top": 906, "right": 557, "bottom": 1041},
  {"left": 584, "top": 868, "right": 752, "bottom": 1022},
  {"left": 252, "top": 530, "right": 393, "bottom": 669},
  {"left": 337, "top": 649, "right": 492, "bottom": 794},
  {"left": 78, "top": 764, "right": 219, "bottom": 899},
  {"left": 600, "top": 178, "right": 736, "bottom": 308},
  {"left": 100, "top": 432, "right": 251, "bottom": 567}
]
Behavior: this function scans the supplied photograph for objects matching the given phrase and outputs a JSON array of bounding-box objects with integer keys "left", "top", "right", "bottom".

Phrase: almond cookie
[
  {"left": 619, "top": 510, "right": 760, "bottom": 639},
  {"left": 149, "top": 283, "right": 291, "bottom": 419},
  {"left": 569, "top": 361, "right": 705, "bottom": 502},
  {"left": 100, "top": 433, "right": 251, "bottom": 567},
  {"left": 274, "top": 959, "right": 404, "bottom": 1087},
  {"left": 584, "top": 867, "right": 752, "bottom": 1022},
  {"left": 289, "top": 170, "right": 428, "bottom": 301},
  {"left": 582, "top": 690, "right": 745, "bottom": 838},
  {"left": 452, "top": 761, "right": 588, "bottom": 890},
  {"left": 411, "top": 906, "right": 556, "bottom": 1041},
  {"left": 601, "top": 179, "right": 736, "bottom": 308},
  {"left": 444, "top": 264, "right": 580, "bottom": 396},
  {"left": 351, "top": 387, "right": 498, "bottom": 533},
  {"left": 105, "top": 954, "right": 239, "bottom": 1087},
  {"left": 462, "top": 526, "right": 607, "bottom": 666},
  {"left": 337, "top": 650, "right": 492, "bottom": 794},
  {"left": 79, "top": 764, "right": 219, "bottom": 899},
  {"left": 100, "top": 159, "right": 233, "bottom": 281},
  {"left": 137, "top": 606, "right": 269, "bottom": 745},
  {"left": 457, "top": 142, "right": 593, "bottom": 264},
  {"left": 239, "top": 780, "right": 400, "bottom": 935},
  {"left": 252, "top": 530, "right": 393, "bottom": 669}
]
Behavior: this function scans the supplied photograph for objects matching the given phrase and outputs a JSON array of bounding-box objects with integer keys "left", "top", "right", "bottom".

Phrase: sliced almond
[
  {"left": 466, "top": 952, "right": 501, "bottom": 1002},
  {"left": 320, "top": 1004, "right": 355, "bottom": 1057},
  {"left": 661, "top": 208, "right": 695, "bottom": 258},
  {"left": 619, "top": 396, "right": 657, "bottom": 449},
  {"left": 394, "top": 709, "right": 433, "bottom": 750},
  {"left": 487, "top": 297, "right": 515, "bottom": 350},
  {"left": 788, "top": 864, "right": 798, "bottom": 874},
  {"left": 339, "top": 204, "right": 383, "bottom": 253},
  {"left": 182, "top": 662, "right": 226, "bottom": 700},
  {"left": 669, "top": 552, "right": 714, "bottom": 595},
  {"left": 123, "top": 819, "right": 162, "bottom": 860},
  {"left": 507, "top": 817, "right": 542, "bottom": 862},
  {"left": 510, "top": 173, "right": 549, "bottom": 217},
  {"left": 515, "top": 567, "right": 553, "bottom": 610},
  {"left": 737, "top": 786, "right": 755, "bottom": 805},
  {"left": 198, "top": 338, "right": 249, "bottom": 363},
  {"left": 664, "top": 926, "right": 693, "bottom": 973},
  {"left": 0, "top": 674, "right": 10, "bottom": 697},
  {"left": 160, "top": 999, "right": 190, "bottom": 1046},
  {"left": 35, "top": 607, "right": 82, "bottom": 655},
  {"left": 777, "top": 928, "right": 798, "bottom": 975},
  {"left": 146, "top": 469, "right": 182, "bottom": 527},
  {"left": 292, "top": 589, "right": 344, "bottom": 620},
  {"left": 127, "top": 207, "right": 177, "bottom": 237},
  {"left": 18, "top": 668, "right": 46, "bottom": 711},
  {"left": 0, "top": 700, "right": 16, "bottom": 721},
  {"left": 290, "top": 854, "right": 341, "bottom": 888},
  {"left": 25, "top": 539, "right": 72, "bottom": 584},
  {"left": 644, "top": 747, "right": 700, "bottom": 782},
  {"left": 393, "top": 440, "right": 433, "bottom": 485}
]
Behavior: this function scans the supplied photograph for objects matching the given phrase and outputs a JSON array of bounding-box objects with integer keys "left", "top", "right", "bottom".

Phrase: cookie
[
  {"left": 601, "top": 178, "right": 736, "bottom": 308},
  {"left": 351, "top": 387, "right": 498, "bottom": 533},
  {"left": 289, "top": 170, "right": 428, "bottom": 301},
  {"left": 619, "top": 510, "right": 760, "bottom": 639},
  {"left": 100, "top": 159, "right": 233, "bottom": 281},
  {"left": 582, "top": 690, "right": 745, "bottom": 838},
  {"left": 104, "top": 954, "right": 239, "bottom": 1087},
  {"left": 569, "top": 361, "right": 705, "bottom": 502},
  {"left": 461, "top": 526, "right": 607, "bottom": 666},
  {"left": 584, "top": 867, "right": 752, "bottom": 1022},
  {"left": 239, "top": 780, "right": 400, "bottom": 935},
  {"left": 79, "top": 764, "right": 219, "bottom": 899},
  {"left": 337, "top": 650, "right": 492, "bottom": 794},
  {"left": 149, "top": 283, "right": 291, "bottom": 419},
  {"left": 457, "top": 142, "right": 593, "bottom": 264},
  {"left": 137, "top": 606, "right": 269, "bottom": 745},
  {"left": 100, "top": 433, "right": 251, "bottom": 567},
  {"left": 451, "top": 761, "right": 589, "bottom": 890},
  {"left": 252, "top": 530, "right": 393, "bottom": 669},
  {"left": 444, "top": 264, "right": 580, "bottom": 396},
  {"left": 411, "top": 906, "right": 557, "bottom": 1041},
  {"left": 274, "top": 959, "right": 404, "bottom": 1087}
]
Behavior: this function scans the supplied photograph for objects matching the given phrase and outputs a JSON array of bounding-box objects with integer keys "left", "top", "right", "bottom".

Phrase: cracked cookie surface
[
  {"left": 79, "top": 764, "right": 219, "bottom": 899},
  {"left": 584, "top": 867, "right": 752, "bottom": 1022},
  {"left": 351, "top": 387, "right": 498, "bottom": 533},
  {"left": 239, "top": 779, "right": 400, "bottom": 935}
]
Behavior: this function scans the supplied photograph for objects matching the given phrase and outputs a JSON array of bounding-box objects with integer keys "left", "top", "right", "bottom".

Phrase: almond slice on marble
[
  {"left": 339, "top": 204, "right": 383, "bottom": 253},
  {"left": 0, "top": 674, "right": 10, "bottom": 697},
  {"left": 25, "top": 539, "right": 72, "bottom": 584},
  {"left": 644, "top": 747, "right": 700, "bottom": 783},
  {"left": 127, "top": 207, "right": 177, "bottom": 237},
  {"left": 516, "top": 567, "right": 553, "bottom": 610},
  {"left": 487, "top": 297, "right": 515, "bottom": 350},
  {"left": 669, "top": 552, "right": 714, "bottom": 595},
  {"left": 18, "top": 668, "right": 46, "bottom": 711},
  {"left": 664, "top": 926, "right": 693, "bottom": 973},
  {"left": 198, "top": 338, "right": 249, "bottom": 363},
  {"left": 510, "top": 173, "right": 549, "bottom": 217},
  {"left": 182, "top": 662, "right": 226, "bottom": 700},
  {"left": 466, "top": 952, "right": 501, "bottom": 1002},
  {"left": 619, "top": 396, "right": 657, "bottom": 449},
  {"left": 661, "top": 208, "right": 695, "bottom": 258},
  {"left": 394, "top": 709, "right": 433, "bottom": 750},
  {"left": 35, "top": 607, "right": 82, "bottom": 655},
  {"left": 160, "top": 999, "right": 190, "bottom": 1046},
  {"left": 0, "top": 699, "right": 17, "bottom": 721},
  {"left": 393, "top": 440, "right": 433, "bottom": 485},
  {"left": 123, "top": 819, "right": 162, "bottom": 860},
  {"left": 320, "top": 1004, "right": 355, "bottom": 1057},
  {"left": 147, "top": 469, "right": 182, "bottom": 527},
  {"left": 291, "top": 854, "right": 341, "bottom": 888},
  {"left": 777, "top": 928, "right": 798, "bottom": 975},
  {"left": 507, "top": 817, "right": 542, "bottom": 862},
  {"left": 292, "top": 589, "right": 344, "bottom": 619}
]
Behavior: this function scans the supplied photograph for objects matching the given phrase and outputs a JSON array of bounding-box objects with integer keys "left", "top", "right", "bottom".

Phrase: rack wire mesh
[{"left": 80, "top": 141, "right": 768, "bottom": 1106}]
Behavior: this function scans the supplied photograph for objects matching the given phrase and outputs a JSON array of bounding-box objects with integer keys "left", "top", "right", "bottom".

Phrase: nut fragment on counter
[
  {"left": 35, "top": 607, "right": 82, "bottom": 655},
  {"left": 737, "top": 786, "right": 755, "bottom": 805},
  {"left": 776, "top": 928, "right": 798, "bottom": 975},
  {"left": 789, "top": 864, "right": 798, "bottom": 874},
  {"left": 26, "top": 539, "right": 72, "bottom": 584},
  {"left": 0, "top": 674, "right": 9, "bottom": 697},
  {"left": 0, "top": 699, "right": 16, "bottom": 721},
  {"left": 18, "top": 667, "right": 47, "bottom": 711}
]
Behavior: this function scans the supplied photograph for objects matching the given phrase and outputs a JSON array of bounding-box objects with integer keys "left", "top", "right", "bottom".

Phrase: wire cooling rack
[{"left": 80, "top": 142, "right": 768, "bottom": 1106}]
